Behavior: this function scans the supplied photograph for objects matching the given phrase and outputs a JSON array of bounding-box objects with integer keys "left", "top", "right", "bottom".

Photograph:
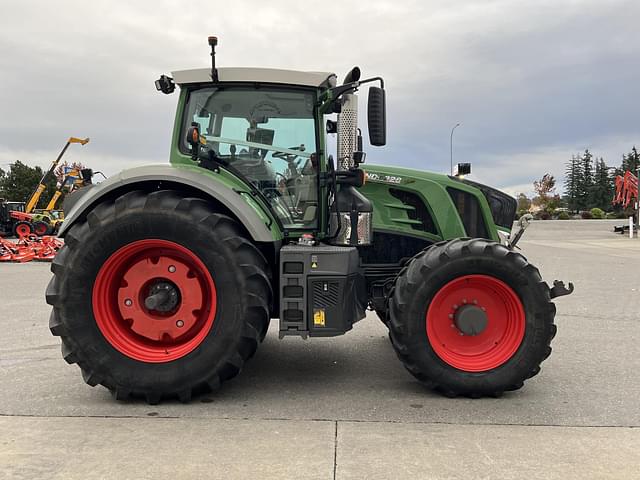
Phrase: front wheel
[
  {"left": 13, "top": 221, "right": 33, "bottom": 238},
  {"left": 46, "top": 190, "right": 272, "bottom": 403},
  {"left": 388, "top": 238, "right": 556, "bottom": 397}
]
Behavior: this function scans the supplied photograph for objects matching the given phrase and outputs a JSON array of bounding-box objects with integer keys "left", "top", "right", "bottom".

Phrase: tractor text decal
[{"left": 366, "top": 173, "right": 403, "bottom": 184}]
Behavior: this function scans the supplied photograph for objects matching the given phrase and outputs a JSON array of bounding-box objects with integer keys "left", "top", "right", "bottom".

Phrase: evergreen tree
[
  {"left": 576, "top": 149, "right": 594, "bottom": 211},
  {"left": 591, "top": 158, "right": 613, "bottom": 211},
  {"left": 563, "top": 154, "right": 582, "bottom": 213},
  {"left": 621, "top": 146, "right": 639, "bottom": 174}
]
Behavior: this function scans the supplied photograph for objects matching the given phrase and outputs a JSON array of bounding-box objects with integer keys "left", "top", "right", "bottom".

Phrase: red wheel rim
[
  {"left": 34, "top": 223, "right": 47, "bottom": 236},
  {"left": 426, "top": 275, "right": 525, "bottom": 372},
  {"left": 16, "top": 224, "right": 31, "bottom": 237},
  {"left": 93, "top": 239, "right": 217, "bottom": 363}
]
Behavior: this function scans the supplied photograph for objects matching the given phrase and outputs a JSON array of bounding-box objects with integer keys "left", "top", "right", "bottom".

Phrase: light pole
[{"left": 450, "top": 123, "right": 461, "bottom": 175}]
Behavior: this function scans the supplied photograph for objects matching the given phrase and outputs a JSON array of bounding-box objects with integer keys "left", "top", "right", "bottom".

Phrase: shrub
[
  {"left": 557, "top": 212, "right": 570, "bottom": 220},
  {"left": 581, "top": 211, "right": 593, "bottom": 219},
  {"left": 590, "top": 208, "right": 605, "bottom": 219},
  {"left": 534, "top": 210, "right": 551, "bottom": 220}
]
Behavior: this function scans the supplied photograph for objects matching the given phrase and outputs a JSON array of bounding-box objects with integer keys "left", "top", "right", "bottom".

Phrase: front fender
[{"left": 58, "top": 164, "right": 280, "bottom": 242}]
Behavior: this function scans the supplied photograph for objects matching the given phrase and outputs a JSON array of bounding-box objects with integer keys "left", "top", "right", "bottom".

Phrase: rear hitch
[{"left": 549, "top": 280, "right": 574, "bottom": 299}]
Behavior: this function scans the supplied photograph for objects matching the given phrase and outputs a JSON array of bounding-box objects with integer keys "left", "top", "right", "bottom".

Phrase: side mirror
[
  {"left": 367, "top": 87, "right": 386, "bottom": 146},
  {"left": 80, "top": 168, "right": 94, "bottom": 185}
]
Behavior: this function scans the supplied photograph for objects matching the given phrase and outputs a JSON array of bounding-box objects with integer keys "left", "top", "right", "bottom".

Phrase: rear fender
[{"left": 58, "top": 164, "right": 280, "bottom": 242}]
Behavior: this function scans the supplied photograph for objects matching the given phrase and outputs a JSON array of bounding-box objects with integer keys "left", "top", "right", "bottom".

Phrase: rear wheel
[
  {"left": 46, "top": 190, "right": 272, "bottom": 403},
  {"left": 388, "top": 238, "right": 556, "bottom": 397},
  {"left": 13, "top": 221, "right": 33, "bottom": 238},
  {"left": 33, "top": 220, "right": 51, "bottom": 236}
]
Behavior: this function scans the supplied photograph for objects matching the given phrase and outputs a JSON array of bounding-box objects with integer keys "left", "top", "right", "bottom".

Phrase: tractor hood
[
  {"left": 365, "top": 164, "right": 460, "bottom": 187},
  {"left": 363, "top": 164, "right": 517, "bottom": 236}
]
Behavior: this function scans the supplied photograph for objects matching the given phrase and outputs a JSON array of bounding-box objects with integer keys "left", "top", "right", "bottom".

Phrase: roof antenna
[{"left": 208, "top": 36, "right": 219, "bottom": 82}]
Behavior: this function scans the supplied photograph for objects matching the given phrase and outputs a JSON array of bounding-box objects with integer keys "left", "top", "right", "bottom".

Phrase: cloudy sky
[{"left": 1, "top": 0, "right": 638, "bottom": 196}]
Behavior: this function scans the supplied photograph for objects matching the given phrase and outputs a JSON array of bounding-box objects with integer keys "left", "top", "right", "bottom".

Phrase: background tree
[
  {"left": 533, "top": 173, "right": 556, "bottom": 200},
  {"left": 591, "top": 158, "right": 613, "bottom": 211},
  {"left": 532, "top": 173, "right": 560, "bottom": 213},
  {"left": 621, "top": 146, "right": 639, "bottom": 174},
  {"left": 576, "top": 149, "right": 593, "bottom": 211},
  {"left": 0, "top": 161, "right": 58, "bottom": 209},
  {"left": 516, "top": 193, "right": 531, "bottom": 213},
  {"left": 563, "top": 154, "right": 582, "bottom": 213}
]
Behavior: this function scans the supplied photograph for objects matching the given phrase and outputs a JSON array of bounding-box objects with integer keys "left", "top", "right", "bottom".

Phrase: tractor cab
[
  {"left": 176, "top": 76, "right": 324, "bottom": 229},
  {"left": 2, "top": 201, "right": 25, "bottom": 215},
  {"left": 164, "top": 39, "right": 386, "bottom": 246},
  {"left": 0, "top": 201, "right": 26, "bottom": 236}
]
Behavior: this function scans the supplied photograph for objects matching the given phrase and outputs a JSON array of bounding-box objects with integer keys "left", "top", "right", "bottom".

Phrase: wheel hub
[
  {"left": 117, "top": 254, "right": 204, "bottom": 341},
  {"left": 454, "top": 304, "right": 488, "bottom": 336},
  {"left": 144, "top": 281, "right": 180, "bottom": 313}
]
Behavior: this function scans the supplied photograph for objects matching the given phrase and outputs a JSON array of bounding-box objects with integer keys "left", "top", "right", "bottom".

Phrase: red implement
[{"left": 0, "top": 235, "right": 62, "bottom": 262}]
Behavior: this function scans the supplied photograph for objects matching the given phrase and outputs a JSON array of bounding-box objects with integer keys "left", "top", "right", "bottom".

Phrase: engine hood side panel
[{"left": 361, "top": 165, "right": 503, "bottom": 242}]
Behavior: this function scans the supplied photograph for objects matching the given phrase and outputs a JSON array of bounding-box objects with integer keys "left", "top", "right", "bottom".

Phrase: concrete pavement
[{"left": 1, "top": 220, "right": 638, "bottom": 479}]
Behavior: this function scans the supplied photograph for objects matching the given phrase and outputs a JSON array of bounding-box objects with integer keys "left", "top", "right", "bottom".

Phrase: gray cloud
[{"left": 1, "top": 0, "right": 638, "bottom": 196}]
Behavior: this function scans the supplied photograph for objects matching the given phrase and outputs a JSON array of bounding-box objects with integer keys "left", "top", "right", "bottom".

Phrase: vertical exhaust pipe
[
  {"left": 330, "top": 77, "right": 373, "bottom": 247},
  {"left": 337, "top": 93, "right": 358, "bottom": 171}
]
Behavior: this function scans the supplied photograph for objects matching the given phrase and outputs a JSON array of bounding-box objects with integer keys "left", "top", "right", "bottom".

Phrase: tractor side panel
[{"left": 361, "top": 166, "right": 501, "bottom": 243}]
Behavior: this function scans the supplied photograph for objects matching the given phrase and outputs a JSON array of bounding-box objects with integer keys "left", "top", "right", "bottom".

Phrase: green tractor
[{"left": 47, "top": 37, "right": 572, "bottom": 403}]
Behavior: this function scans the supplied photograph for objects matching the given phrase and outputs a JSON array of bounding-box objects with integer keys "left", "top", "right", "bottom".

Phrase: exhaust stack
[
  {"left": 330, "top": 81, "right": 373, "bottom": 247},
  {"left": 337, "top": 93, "right": 358, "bottom": 171}
]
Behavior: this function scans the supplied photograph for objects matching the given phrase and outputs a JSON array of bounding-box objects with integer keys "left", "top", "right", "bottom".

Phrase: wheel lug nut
[
  {"left": 168, "top": 265, "right": 176, "bottom": 273},
  {"left": 453, "top": 304, "right": 459, "bottom": 310},
  {"left": 176, "top": 320, "right": 184, "bottom": 328},
  {"left": 462, "top": 299, "right": 467, "bottom": 304},
  {"left": 124, "top": 299, "right": 132, "bottom": 307},
  {"left": 448, "top": 314, "right": 454, "bottom": 319},
  {"left": 473, "top": 299, "right": 478, "bottom": 304}
]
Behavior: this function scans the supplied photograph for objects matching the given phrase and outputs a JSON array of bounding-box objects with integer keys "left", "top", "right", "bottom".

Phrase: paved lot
[{"left": 1, "top": 220, "right": 639, "bottom": 479}]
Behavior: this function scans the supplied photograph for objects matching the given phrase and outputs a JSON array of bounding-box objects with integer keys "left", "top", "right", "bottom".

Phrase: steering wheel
[{"left": 272, "top": 145, "right": 305, "bottom": 163}]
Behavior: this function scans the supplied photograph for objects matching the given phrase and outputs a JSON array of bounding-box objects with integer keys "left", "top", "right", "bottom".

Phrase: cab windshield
[{"left": 183, "top": 87, "right": 318, "bottom": 229}]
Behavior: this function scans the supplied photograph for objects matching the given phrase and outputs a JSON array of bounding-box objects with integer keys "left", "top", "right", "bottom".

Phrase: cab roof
[{"left": 171, "top": 67, "right": 336, "bottom": 89}]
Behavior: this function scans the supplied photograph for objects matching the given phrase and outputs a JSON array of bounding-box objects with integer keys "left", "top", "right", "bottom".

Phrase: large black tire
[
  {"left": 13, "top": 220, "right": 33, "bottom": 238},
  {"left": 33, "top": 220, "right": 51, "bottom": 236},
  {"left": 46, "top": 190, "right": 272, "bottom": 404},
  {"left": 388, "top": 238, "right": 556, "bottom": 397}
]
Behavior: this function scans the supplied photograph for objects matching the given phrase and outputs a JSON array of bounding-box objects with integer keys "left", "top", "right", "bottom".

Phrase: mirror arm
[
  {"left": 359, "top": 76, "right": 385, "bottom": 89},
  {"left": 328, "top": 77, "right": 385, "bottom": 101}
]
